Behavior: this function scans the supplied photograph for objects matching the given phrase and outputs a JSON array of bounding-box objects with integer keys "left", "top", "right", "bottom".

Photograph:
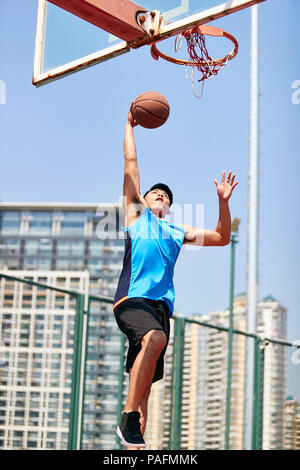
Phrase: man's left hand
[{"left": 214, "top": 170, "right": 239, "bottom": 201}]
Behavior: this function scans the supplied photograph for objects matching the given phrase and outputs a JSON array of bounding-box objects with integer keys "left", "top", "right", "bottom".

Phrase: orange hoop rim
[{"left": 151, "top": 24, "right": 239, "bottom": 67}]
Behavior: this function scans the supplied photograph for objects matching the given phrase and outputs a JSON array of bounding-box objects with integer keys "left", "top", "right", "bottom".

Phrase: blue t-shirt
[{"left": 113, "top": 207, "right": 185, "bottom": 316}]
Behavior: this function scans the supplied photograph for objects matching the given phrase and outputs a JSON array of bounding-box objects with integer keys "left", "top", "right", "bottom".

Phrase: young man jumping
[{"left": 113, "top": 106, "right": 239, "bottom": 449}]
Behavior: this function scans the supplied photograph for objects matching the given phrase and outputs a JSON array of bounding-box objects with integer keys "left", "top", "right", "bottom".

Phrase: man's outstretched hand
[{"left": 214, "top": 171, "right": 239, "bottom": 201}]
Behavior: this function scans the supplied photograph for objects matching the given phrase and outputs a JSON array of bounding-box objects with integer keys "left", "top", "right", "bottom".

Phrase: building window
[
  {"left": 4, "top": 257, "right": 20, "bottom": 269},
  {"left": 88, "top": 240, "right": 104, "bottom": 257},
  {"left": 38, "top": 258, "right": 51, "bottom": 270},
  {"left": 24, "top": 238, "right": 52, "bottom": 257},
  {"left": 0, "top": 212, "right": 21, "bottom": 235},
  {"left": 60, "top": 212, "right": 86, "bottom": 236},
  {"left": 56, "top": 258, "right": 84, "bottom": 270},
  {"left": 28, "top": 441, "right": 38, "bottom": 448},
  {"left": 88, "top": 258, "right": 103, "bottom": 275},
  {"left": 23, "top": 257, "right": 37, "bottom": 269},
  {"left": 0, "top": 238, "right": 20, "bottom": 255},
  {"left": 56, "top": 240, "right": 85, "bottom": 257},
  {"left": 28, "top": 213, "right": 52, "bottom": 236},
  {"left": 24, "top": 239, "right": 39, "bottom": 255}
]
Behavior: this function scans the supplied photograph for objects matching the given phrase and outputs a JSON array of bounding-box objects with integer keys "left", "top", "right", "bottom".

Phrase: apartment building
[
  {"left": 0, "top": 203, "right": 125, "bottom": 449},
  {"left": 283, "top": 397, "right": 300, "bottom": 450},
  {"left": 0, "top": 270, "right": 89, "bottom": 449},
  {"left": 0, "top": 203, "right": 124, "bottom": 298},
  {"left": 258, "top": 296, "right": 287, "bottom": 449}
]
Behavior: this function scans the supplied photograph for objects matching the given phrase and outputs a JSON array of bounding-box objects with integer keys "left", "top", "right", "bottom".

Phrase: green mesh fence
[{"left": 0, "top": 273, "right": 299, "bottom": 450}]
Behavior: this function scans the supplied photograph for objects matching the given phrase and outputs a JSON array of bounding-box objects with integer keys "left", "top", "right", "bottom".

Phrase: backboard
[{"left": 33, "top": 0, "right": 266, "bottom": 87}]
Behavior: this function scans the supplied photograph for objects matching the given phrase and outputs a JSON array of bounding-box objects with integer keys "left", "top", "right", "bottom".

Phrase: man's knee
[{"left": 141, "top": 329, "right": 167, "bottom": 353}]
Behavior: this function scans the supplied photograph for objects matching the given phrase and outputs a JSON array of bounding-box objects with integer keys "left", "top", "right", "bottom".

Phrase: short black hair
[{"left": 143, "top": 183, "right": 173, "bottom": 206}]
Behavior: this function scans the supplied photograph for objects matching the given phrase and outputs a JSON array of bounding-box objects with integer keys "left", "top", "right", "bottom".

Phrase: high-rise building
[
  {"left": 0, "top": 270, "right": 89, "bottom": 449},
  {"left": 283, "top": 397, "right": 300, "bottom": 450},
  {"left": 0, "top": 203, "right": 124, "bottom": 298},
  {"left": 0, "top": 202, "right": 125, "bottom": 449},
  {"left": 258, "top": 296, "right": 287, "bottom": 450}
]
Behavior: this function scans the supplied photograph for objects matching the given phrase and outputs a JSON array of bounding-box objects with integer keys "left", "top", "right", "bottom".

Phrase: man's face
[{"left": 145, "top": 188, "right": 171, "bottom": 217}]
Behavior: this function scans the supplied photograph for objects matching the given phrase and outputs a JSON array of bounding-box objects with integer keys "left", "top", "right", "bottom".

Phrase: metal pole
[
  {"left": 252, "top": 338, "right": 259, "bottom": 450},
  {"left": 169, "top": 317, "right": 185, "bottom": 450},
  {"left": 225, "top": 235, "right": 237, "bottom": 449},
  {"left": 79, "top": 297, "right": 91, "bottom": 449},
  {"left": 258, "top": 345, "right": 264, "bottom": 449},
  {"left": 244, "top": 3, "right": 260, "bottom": 450},
  {"left": 252, "top": 338, "right": 264, "bottom": 449},
  {"left": 115, "top": 332, "right": 126, "bottom": 450},
  {"left": 68, "top": 294, "right": 85, "bottom": 450}
]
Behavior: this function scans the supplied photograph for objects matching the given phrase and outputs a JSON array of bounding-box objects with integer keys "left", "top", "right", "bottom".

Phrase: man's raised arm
[
  {"left": 182, "top": 171, "right": 239, "bottom": 247},
  {"left": 123, "top": 109, "right": 141, "bottom": 207}
]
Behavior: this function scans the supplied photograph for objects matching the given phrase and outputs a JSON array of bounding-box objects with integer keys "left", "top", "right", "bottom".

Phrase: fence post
[
  {"left": 79, "top": 296, "right": 91, "bottom": 449},
  {"left": 252, "top": 337, "right": 264, "bottom": 449},
  {"left": 115, "top": 332, "right": 126, "bottom": 449},
  {"left": 169, "top": 317, "right": 185, "bottom": 450},
  {"left": 258, "top": 342, "right": 264, "bottom": 449},
  {"left": 225, "top": 235, "right": 237, "bottom": 449},
  {"left": 68, "top": 294, "right": 85, "bottom": 450}
]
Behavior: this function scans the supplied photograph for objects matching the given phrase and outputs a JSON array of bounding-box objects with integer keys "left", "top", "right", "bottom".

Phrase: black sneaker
[{"left": 117, "top": 411, "right": 146, "bottom": 448}]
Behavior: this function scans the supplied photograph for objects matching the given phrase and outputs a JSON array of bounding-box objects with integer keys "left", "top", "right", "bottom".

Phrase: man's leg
[
  {"left": 118, "top": 329, "right": 166, "bottom": 449},
  {"left": 124, "top": 329, "right": 166, "bottom": 413},
  {"left": 139, "top": 382, "right": 151, "bottom": 436},
  {"left": 125, "top": 382, "right": 152, "bottom": 450}
]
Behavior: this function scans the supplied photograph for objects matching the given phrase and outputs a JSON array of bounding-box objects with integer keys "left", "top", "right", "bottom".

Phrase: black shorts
[{"left": 113, "top": 297, "right": 170, "bottom": 383}]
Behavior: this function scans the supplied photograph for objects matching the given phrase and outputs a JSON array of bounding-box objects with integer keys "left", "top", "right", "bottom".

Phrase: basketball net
[
  {"left": 176, "top": 28, "right": 231, "bottom": 98},
  {"left": 151, "top": 25, "right": 239, "bottom": 99}
]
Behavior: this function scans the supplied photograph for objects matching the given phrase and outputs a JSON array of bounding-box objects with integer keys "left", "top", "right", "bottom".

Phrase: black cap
[{"left": 143, "top": 183, "right": 173, "bottom": 206}]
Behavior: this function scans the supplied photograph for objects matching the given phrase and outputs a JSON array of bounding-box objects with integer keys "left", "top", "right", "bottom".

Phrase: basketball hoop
[{"left": 151, "top": 25, "right": 239, "bottom": 98}]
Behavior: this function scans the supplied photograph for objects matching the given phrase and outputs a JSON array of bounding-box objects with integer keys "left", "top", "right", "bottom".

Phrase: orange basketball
[{"left": 131, "top": 91, "right": 170, "bottom": 129}]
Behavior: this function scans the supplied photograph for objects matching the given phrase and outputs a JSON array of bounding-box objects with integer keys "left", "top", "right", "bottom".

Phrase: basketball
[{"left": 131, "top": 91, "right": 170, "bottom": 129}]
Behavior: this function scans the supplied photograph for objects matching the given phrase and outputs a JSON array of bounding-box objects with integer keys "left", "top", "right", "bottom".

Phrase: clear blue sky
[{"left": 0, "top": 0, "right": 299, "bottom": 349}]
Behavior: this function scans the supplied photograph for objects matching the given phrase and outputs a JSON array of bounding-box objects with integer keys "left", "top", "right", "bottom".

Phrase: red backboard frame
[{"left": 47, "top": 0, "right": 146, "bottom": 40}]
